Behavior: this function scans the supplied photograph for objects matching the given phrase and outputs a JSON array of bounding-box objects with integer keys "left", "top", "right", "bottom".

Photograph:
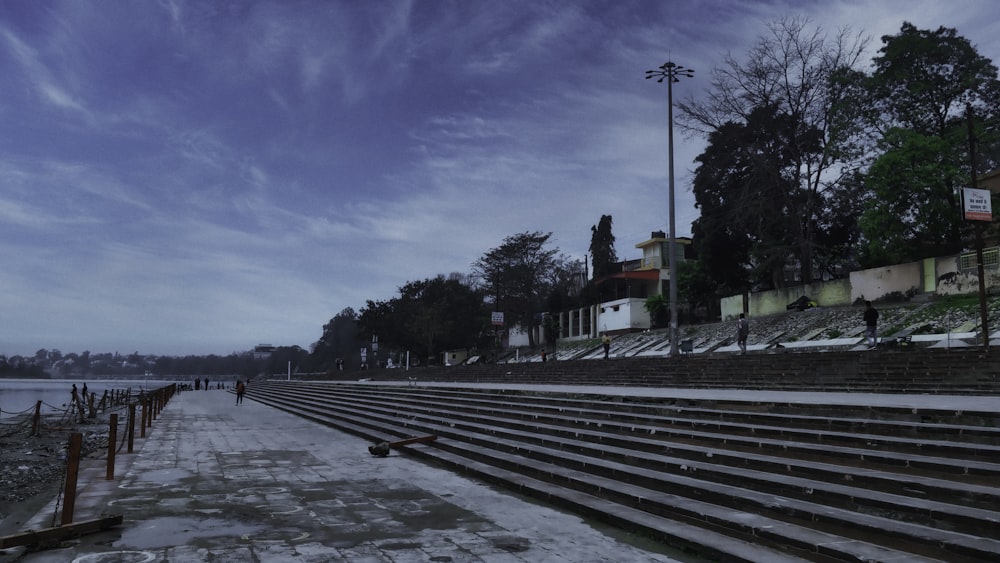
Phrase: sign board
[
  {"left": 491, "top": 311, "right": 504, "bottom": 326},
  {"left": 962, "top": 188, "right": 993, "bottom": 222}
]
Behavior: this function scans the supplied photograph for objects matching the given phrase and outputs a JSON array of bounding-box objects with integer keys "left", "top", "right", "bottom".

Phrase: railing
[
  {"left": 621, "top": 257, "right": 663, "bottom": 271},
  {"left": 959, "top": 246, "right": 1000, "bottom": 270},
  {"left": 0, "top": 383, "right": 176, "bottom": 538}
]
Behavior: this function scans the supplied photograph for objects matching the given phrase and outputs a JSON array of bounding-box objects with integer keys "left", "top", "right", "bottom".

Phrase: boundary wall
[{"left": 721, "top": 251, "right": 1000, "bottom": 320}]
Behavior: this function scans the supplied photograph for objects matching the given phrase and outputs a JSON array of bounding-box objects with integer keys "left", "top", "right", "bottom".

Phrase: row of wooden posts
[
  {"left": 71, "top": 387, "right": 135, "bottom": 424},
  {"left": 61, "top": 384, "right": 176, "bottom": 525},
  {"left": 0, "top": 384, "right": 177, "bottom": 550},
  {"left": 26, "top": 388, "right": 136, "bottom": 436}
]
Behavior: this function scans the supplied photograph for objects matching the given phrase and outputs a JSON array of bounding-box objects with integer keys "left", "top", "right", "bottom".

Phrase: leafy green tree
[
  {"left": 357, "top": 275, "right": 488, "bottom": 365},
  {"left": 859, "top": 129, "right": 966, "bottom": 264},
  {"left": 643, "top": 294, "right": 669, "bottom": 329},
  {"left": 472, "top": 231, "right": 570, "bottom": 347},
  {"left": 859, "top": 22, "right": 1000, "bottom": 265},
  {"left": 868, "top": 23, "right": 999, "bottom": 138},
  {"left": 676, "top": 259, "right": 720, "bottom": 322},
  {"left": 398, "top": 275, "right": 487, "bottom": 364},
  {"left": 691, "top": 104, "right": 807, "bottom": 290},
  {"left": 309, "top": 307, "right": 363, "bottom": 371},
  {"left": 589, "top": 215, "right": 618, "bottom": 278}
]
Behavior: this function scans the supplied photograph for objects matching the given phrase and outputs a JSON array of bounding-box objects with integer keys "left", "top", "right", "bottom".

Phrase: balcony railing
[{"left": 621, "top": 256, "right": 663, "bottom": 271}]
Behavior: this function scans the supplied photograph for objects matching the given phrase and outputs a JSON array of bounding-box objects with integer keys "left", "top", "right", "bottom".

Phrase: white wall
[
  {"left": 722, "top": 252, "right": 1000, "bottom": 319},
  {"left": 597, "top": 298, "right": 650, "bottom": 333},
  {"left": 849, "top": 261, "right": 922, "bottom": 302}
]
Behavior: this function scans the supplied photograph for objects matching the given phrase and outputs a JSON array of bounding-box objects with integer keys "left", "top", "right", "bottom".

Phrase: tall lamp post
[{"left": 646, "top": 60, "right": 694, "bottom": 356}]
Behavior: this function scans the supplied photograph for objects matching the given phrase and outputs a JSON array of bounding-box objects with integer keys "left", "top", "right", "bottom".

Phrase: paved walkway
[{"left": 4, "top": 389, "right": 681, "bottom": 563}]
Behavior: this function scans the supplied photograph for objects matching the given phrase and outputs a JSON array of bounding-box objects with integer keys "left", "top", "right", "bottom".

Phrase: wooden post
[
  {"left": 140, "top": 399, "right": 147, "bottom": 438},
  {"left": 31, "top": 400, "right": 42, "bottom": 436},
  {"left": 106, "top": 414, "right": 118, "bottom": 480},
  {"left": 62, "top": 433, "right": 83, "bottom": 525},
  {"left": 127, "top": 403, "right": 136, "bottom": 453}
]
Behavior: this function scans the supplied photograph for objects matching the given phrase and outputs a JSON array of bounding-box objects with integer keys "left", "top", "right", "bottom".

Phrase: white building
[{"left": 510, "top": 231, "right": 689, "bottom": 347}]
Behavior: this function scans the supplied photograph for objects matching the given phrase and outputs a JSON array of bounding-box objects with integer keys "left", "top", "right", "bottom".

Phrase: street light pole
[{"left": 647, "top": 61, "right": 694, "bottom": 356}]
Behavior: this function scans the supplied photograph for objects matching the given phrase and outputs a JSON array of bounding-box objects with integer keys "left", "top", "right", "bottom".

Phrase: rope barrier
[{"left": 4, "top": 383, "right": 176, "bottom": 525}]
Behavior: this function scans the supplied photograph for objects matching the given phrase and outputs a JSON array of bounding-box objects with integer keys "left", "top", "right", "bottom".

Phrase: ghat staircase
[{"left": 244, "top": 348, "right": 1000, "bottom": 562}]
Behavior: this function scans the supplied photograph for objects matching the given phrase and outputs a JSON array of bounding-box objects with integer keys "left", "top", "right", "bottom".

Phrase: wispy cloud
[{"left": 0, "top": 0, "right": 997, "bottom": 356}]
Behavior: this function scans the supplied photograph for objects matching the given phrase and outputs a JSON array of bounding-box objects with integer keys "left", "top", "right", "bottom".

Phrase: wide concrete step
[
  {"left": 323, "top": 391, "right": 1000, "bottom": 504},
  {"left": 323, "top": 384, "right": 1000, "bottom": 446},
  {"left": 259, "top": 387, "right": 1000, "bottom": 536},
  {"left": 247, "top": 389, "right": 942, "bottom": 562},
  {"left": 246, "top": 382, "right": 1000, "bottom": 562},
  {"left": 349, "top": 347, "right": 1000, "bottom": 394}
]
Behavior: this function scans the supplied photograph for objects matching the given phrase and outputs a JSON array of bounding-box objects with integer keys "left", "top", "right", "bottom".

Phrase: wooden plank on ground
[{"left": 0, "top": 515, "right": 124, "bottom": 549}]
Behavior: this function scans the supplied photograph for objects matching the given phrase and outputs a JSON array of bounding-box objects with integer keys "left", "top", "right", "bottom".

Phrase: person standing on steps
[
  {"left": 737, "top": 313, "right": 749, "bottom": 355},
  {"left": 601, "top": 333, "right": 611, "bottom": 359},
  {"left": 864, "top": 301, "right": 879, "bottom": 349}
]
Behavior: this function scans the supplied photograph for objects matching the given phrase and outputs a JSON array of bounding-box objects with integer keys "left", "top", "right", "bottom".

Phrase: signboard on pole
[
  {"left": 962, "top": 188, "right": 993, "bottom": 222},
  {"left": 491, "top": 312, "right": 504, "bottom": 326}
]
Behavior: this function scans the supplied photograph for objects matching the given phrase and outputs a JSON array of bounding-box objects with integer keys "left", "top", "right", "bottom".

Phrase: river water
[{"left": 0, "top": 378, "right": 173, "bottom": 420}]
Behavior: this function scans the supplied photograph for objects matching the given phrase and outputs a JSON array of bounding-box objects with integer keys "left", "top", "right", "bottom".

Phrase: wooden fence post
[
  {"left": 31, "top": 400, "right": 42, "bottom": 436},
  {"left": 127, "top": 404, "right": 136, "bottom": 453},
  {"left": 61, "top": 433, "right": 83, "bottom": 525},
  {"left": 106, "top": 414, "right": 118, "bottom": 480}
]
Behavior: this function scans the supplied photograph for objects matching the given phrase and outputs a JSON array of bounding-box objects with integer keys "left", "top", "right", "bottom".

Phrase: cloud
[{"left": 1, "top": 0, "right": 998, "bottom": 357}]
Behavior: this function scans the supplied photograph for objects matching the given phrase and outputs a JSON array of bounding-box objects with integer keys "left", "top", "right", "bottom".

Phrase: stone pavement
[{"left": 2, "top": 389, "right": 681, "bottom": 563}]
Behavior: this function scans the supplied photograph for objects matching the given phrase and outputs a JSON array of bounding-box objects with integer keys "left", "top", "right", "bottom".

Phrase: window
[{"left": 959, "top": 247, "right": 1000, "bottom": 270}]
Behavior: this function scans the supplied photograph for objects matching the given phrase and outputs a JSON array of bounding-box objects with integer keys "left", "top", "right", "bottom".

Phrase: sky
[{"left": 1, "top": 0, "right": 998, "bottom": 358}]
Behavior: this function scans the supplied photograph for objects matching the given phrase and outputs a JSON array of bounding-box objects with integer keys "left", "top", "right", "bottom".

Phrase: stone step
[
  {"left": 271, "top": 386, "right": 1000, "bottom": 531},
  {"left": 249, "top": 389, "right": 955, "bottom": 562},
  {"left": 247, "top": 382, "right": 1000, "bottom": 561}
]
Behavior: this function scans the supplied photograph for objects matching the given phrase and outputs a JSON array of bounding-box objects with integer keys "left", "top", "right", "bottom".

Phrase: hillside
[{"left": 544, "top": 294, "right": 1000, "bottom": 360}]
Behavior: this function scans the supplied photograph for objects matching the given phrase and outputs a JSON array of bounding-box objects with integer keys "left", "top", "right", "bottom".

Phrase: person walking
[
  {"left": 863, "top": 301, "right": 879, "bottom": 349},
  {"left": 235, "top": 379, "right": 245, "bottom": 405},
  {"left": 737, "top": 313, "right": 749, "bottom": 355},
  {"left": 601, "top": 333, "right": 611, "bottom": 360}
]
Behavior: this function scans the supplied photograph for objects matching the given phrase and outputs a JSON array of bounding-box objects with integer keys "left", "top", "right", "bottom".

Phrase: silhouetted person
[
  {"left": 235, "top": 379, "right": 245, "bottom": 405},
  {"left": 737, "top": 313, "right": 749, "bottom": 355},
  {"left": 864, "top": 301, "right": 879, "bottom": 349}
]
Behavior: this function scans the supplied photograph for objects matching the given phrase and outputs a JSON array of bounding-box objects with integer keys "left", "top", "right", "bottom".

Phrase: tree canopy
[
  {"left": 357, "top": 275, "right": 487, "bottom": 365},
  {"left": 856, "top": 22, "right": 1000, "bottom": 265},
  {"left": 590, "top": 215, "right": 618, "bottom": 278},
  {"left": 681, "top": 17, "right": 870, "bottom": 285},
  {"left": 472, "top": 231, "right": 574, "bottom": 347}
]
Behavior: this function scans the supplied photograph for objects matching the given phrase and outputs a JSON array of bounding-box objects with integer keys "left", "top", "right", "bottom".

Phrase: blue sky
[{"left": 1, "top": 1, "right": 997, "bottom": 357}]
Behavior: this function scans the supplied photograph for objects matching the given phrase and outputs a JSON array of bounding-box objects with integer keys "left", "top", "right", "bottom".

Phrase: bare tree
[{"left": 680, "top": 17, "right": 869, "bottom": 283}]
